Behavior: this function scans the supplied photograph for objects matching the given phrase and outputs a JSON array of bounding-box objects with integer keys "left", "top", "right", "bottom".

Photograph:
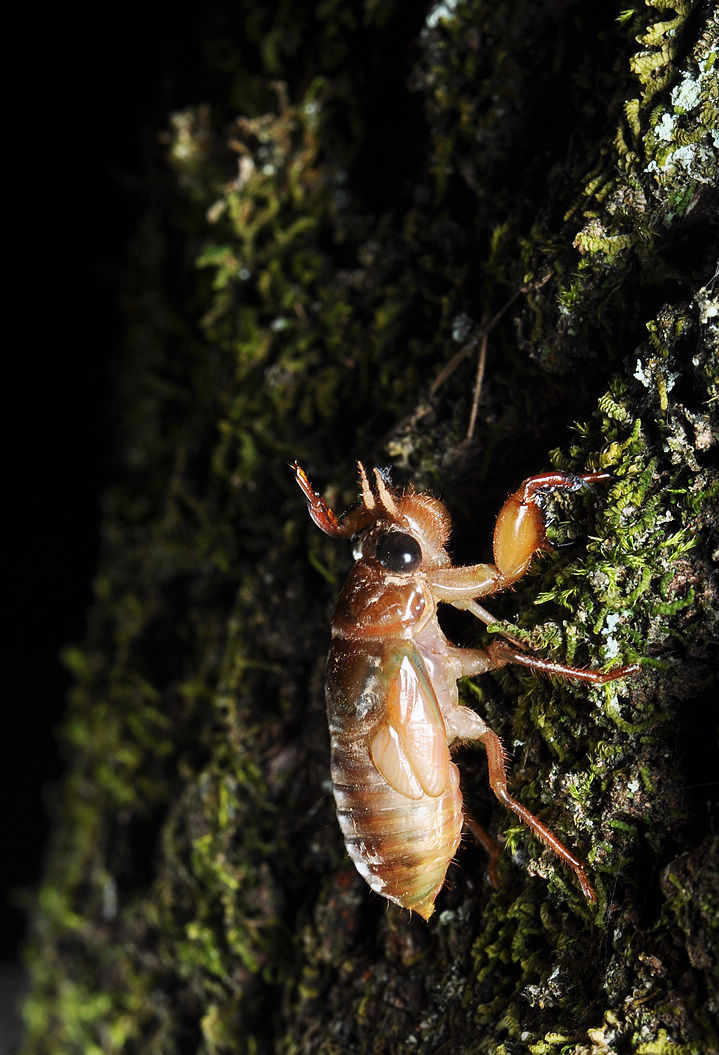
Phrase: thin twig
[
  {"left": 466, "top": 330, "right": 488, "bottom": 441},
  {"left": 431, "top": 274, "right": 551, "bottom": 438}
]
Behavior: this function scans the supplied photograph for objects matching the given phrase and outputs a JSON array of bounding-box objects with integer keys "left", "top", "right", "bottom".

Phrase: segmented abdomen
[{"left": 329, "top": 728, "right": 463, "bottom": 920}]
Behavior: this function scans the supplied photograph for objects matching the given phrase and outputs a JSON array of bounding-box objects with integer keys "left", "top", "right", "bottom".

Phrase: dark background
[{"left": 5, "top": 6, "right": 223, "bottom": 975}]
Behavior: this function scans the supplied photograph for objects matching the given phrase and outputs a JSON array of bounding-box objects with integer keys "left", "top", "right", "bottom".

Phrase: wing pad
[{"left": 369, "top": 648, "right": 450, "bottom": 799}]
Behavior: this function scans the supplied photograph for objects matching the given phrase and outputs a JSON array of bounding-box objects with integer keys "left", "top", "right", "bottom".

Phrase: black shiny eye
[{"left": 375, "top": 531, "right": 422, "bottom": 574}]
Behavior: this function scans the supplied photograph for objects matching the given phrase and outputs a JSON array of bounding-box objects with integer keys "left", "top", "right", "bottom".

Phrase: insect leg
[
  {"left": 480, "top": 728, "right": 596, "bottom": 903},
  {"left": 493, "top": 470, "right": 611, "bottom": 582},
  {"left": 463, "top": 811, "right": 500, "bottom": 889},
  {"left": 486, "top": 639, "right": 640, "bottom": 683},
  {"left": 430, "top": 470, "right": 617, "bottom": 600},
  {"left": 427, "top": 562, "right": 505, "bottom": 603},
  {"left": 292, "top": 462, "right": 346, "bottom": 536}
]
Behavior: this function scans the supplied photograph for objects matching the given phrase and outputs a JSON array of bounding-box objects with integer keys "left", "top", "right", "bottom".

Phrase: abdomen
[{"left": 329, "top": 727, "right": 463, "bottom": 920}]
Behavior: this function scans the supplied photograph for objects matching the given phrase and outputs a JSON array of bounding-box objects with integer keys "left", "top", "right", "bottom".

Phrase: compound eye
[{"left": 375, "top": 531, "right": 422, "bottom": 574}]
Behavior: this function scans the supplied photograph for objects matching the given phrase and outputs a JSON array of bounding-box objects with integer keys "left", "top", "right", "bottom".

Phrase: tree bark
[{"left": 23, "top": 2, "right": 718, "bottom": 1052}]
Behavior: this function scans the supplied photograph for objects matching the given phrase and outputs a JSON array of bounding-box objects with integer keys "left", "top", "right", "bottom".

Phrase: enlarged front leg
[
  {"left": 493, "top": 471, "right": 612, "bottom": 582},
  {"left": 427, "top": 471, "right": 614, "bottom": 611}
]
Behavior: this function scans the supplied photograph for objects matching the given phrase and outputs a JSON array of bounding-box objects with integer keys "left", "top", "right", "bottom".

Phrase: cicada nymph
[{"left": 294, "top": 462, "right": 637, "bottom": 919}]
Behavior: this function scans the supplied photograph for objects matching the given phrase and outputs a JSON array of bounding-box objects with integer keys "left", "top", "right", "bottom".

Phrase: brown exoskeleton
[{"left": 294, "top": 462, "right": 638, "bottom": 919}]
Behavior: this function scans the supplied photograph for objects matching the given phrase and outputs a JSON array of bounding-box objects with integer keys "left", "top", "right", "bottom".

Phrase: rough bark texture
[{"left": 23, "top": 2, "right": 718, "bottom": 1053}]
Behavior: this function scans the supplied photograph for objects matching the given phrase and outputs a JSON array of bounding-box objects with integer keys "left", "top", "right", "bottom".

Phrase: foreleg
[{"left": 428, "top": 471, "right": 616, "bottom": 613}]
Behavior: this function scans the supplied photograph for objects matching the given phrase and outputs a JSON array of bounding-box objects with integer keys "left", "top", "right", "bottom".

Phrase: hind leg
[{"left": 463, "top": 811, "right": 500, "bottom": 889}]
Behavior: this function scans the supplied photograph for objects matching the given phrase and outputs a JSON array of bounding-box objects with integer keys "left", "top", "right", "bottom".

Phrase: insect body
[{"left": 294, "top": 462, "right": 637, "bottom": 919}]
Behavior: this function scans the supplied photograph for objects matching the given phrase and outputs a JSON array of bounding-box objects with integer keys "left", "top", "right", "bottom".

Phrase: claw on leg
[{"left": 493, "top": 471, "right": 611, "bottom": 582}]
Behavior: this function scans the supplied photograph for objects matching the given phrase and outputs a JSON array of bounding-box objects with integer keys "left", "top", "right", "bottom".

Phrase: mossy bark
[{"left": 23, "top": 2, "right": 718, "bottom": 1053}]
